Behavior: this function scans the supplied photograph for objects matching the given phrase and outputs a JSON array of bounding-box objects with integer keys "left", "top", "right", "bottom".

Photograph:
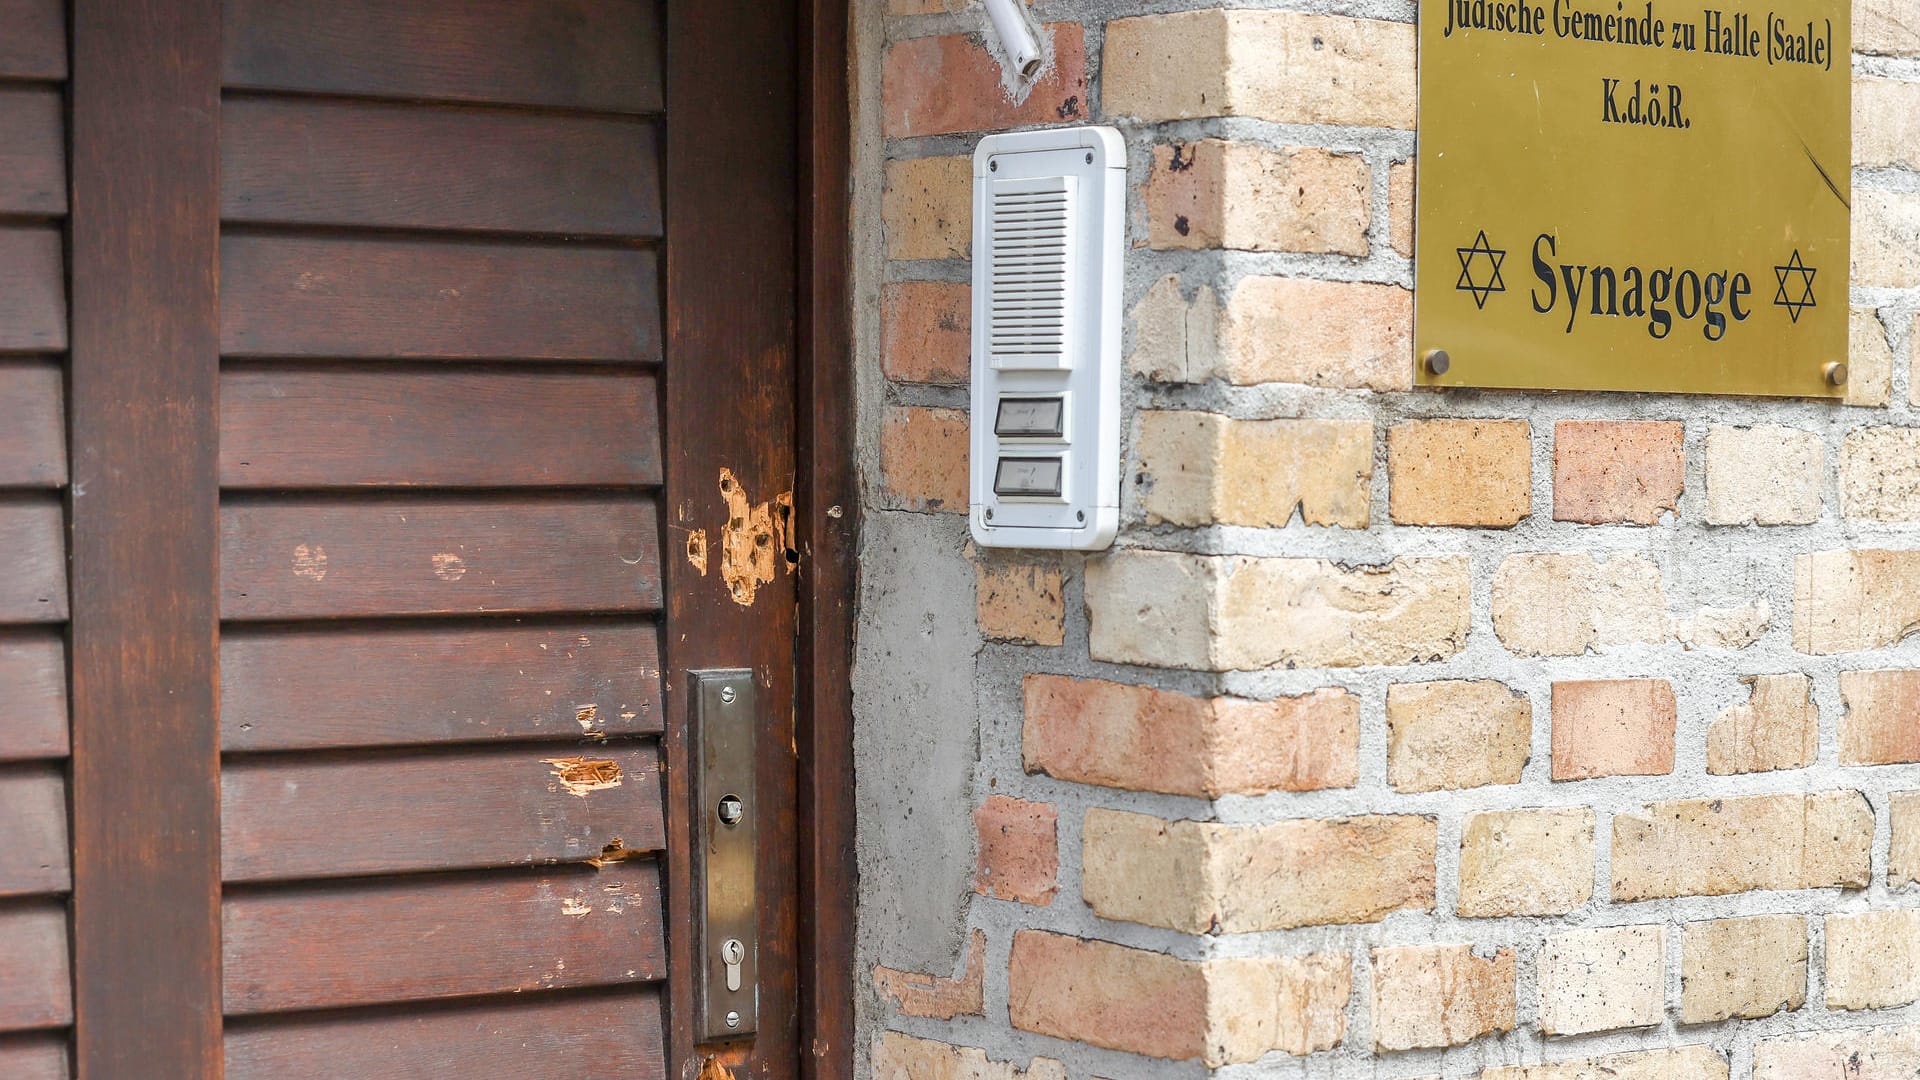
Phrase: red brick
[
  {"left": 1009, "top": 932, "right": 1211, "bottom": 1061},
  {"left": 974, "top": 795, "right": 1057, "bottom": 905},
  {"left": 879, "top": 406, "right": 967, "bottom": 513},
  {"left": 872, "top": 928, "right": 986, "bottom": 1019},
  {"left": 882, "top": 25, "right": 1088, "bottom": 138},
  {"left": 1022, "top": 675, "right": 1357, "bottom": 798},
  {"left": 1553, "top": 421, "right": 1686, "bottom": 525},
  {"left": 882, "top": 282, "right": 970, "bottom": 385},
  {"left": 1551, "top": 679, "right": 1677, "bottom": 780}
]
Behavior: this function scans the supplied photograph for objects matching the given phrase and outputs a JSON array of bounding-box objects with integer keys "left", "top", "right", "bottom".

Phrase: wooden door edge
[{"left": 797, "top": 0, "right": 858, "bottom": 1078}]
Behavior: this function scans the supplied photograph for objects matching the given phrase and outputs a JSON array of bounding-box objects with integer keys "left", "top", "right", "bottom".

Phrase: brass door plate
[
  {"left": 691, "top": 669, "right": 757, "bottom": 1041},
  {"left": 1414, "top": 0, "right": 1849, "bottom": 396}
]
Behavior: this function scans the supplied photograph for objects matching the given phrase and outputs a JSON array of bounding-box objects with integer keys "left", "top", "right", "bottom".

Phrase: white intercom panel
[{"left": 969, "top": 126, "right": 1123, "bottom": 551}]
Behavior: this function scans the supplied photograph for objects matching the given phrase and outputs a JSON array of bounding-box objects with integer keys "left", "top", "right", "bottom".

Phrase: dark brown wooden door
[{"left": 0, "top": 1, "right": 804, "bottom": 1077}]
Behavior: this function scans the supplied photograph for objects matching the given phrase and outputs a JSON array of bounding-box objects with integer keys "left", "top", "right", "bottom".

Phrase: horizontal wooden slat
[
  {"left": 0, "top": 88, "right": 64, "bottom": 216},
  {"left": 223, "top": 744, "right": 663, "bottom": 883},
  {"left": 222, "top": 622, "right": 661, "bottom": 752},
  {"left": 0, "top": 767, "right": 66, "bottom": 897},
  {"left": 224, "top": 97, "right": 661, "bottom": 237},
  {"left": 220, "top": 497, "right": 661, "bottom": 620},
  {"left": 0, "top": 229, "right": 66, "bottom": 353},
  {"left": 222, "top": 862, "right": 664, "bottom": 1015},
  {"left": 0, "top": 1033, "right": 66, "bottom": 1080},
  {"left": 221, "top": 235, "right": 659, "bottom": 362},
  {"left": 222, "top": 0, "right": 662, "bottom": 114},
  {"left": 0, "top": 363, "right": 65, "bottom": 488},
  {"left": 0, "top": 0, "right": 65, "bottom": 81},
  {"left": 220, "top": 368, "right": 661, "bottom": 488},
  {"left": 225, "top": 989, "right": 663, "bottom": 1080},
  {"left": 0, "top": 632, "right": 66, "bottom": 761},
  {"left": 0, "top": 500, "right": 65, "bottom": 623},
  {"left": 0, "top": 902, "right": 69, "bottom": 1032}
]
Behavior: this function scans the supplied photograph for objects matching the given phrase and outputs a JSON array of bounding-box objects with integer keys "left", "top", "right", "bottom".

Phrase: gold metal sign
[{"left": 1415, "top": 0, "right": 1850, "bottom": 396}]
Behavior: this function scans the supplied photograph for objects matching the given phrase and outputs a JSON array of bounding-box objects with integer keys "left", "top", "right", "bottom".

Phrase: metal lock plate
[{"left": 691, "top": 669, "right": 757, "bottom": 1041}]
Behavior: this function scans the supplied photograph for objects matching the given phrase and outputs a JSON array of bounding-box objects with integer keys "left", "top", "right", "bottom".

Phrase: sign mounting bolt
[
  {"left": 1424, "top": 349, "right": 1452, "bottom": 376},
  {"left": 1825, "top": 361, "right": 1848, "bottom": 387}
]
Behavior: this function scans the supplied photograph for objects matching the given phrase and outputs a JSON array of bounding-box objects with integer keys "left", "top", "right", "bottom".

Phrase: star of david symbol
[
  {"left": 1456, "top": 230, "right": 1506, "bottom": 310},
  {"left": 1773, "top": 249, "right": 1818, "bottom": 324}
]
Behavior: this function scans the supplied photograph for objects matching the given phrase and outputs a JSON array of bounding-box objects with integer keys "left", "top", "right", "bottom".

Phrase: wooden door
[{"left": 0, "top": 1, "right": 808, "bottom": 1077}]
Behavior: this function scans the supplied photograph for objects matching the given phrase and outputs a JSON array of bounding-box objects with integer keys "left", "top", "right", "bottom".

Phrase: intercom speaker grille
[{"left": 987, "top": 176, "right": 1076, "bottom": 368}]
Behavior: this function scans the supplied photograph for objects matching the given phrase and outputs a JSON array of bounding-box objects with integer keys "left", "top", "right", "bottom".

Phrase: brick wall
[{"left": 850, "top": 0, "right": 1920, "bottom": 1077}]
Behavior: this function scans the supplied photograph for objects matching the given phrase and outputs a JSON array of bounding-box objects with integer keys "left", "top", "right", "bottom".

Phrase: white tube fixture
[{"left": 982, "top": 0, "right": 1043, "bottom": 80}]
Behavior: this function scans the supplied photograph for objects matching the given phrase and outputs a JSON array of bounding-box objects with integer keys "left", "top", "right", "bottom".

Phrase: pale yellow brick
[
  {"left": 1893, "top": 791, "right": 1920, "bottom": 885},
  {"left": 1757, "top": 1026, "right": 1920, "bottom": 1080},
  {"left": 1912, "top": 315, "right": 1920, "bottom": 409},
  {"left": 882, "top": 155, "right": 972, "bottom": 262},
  {"left": 1827, "top": 909, "right": 1920, "bottom": 1010},
  {"left": 871, "top": 1033, "right": 1065, "bottom": 1080},
  {"left": 1083, "top": 550, "right": 1216, "bottom": 671},
  {"left": 1389, "top": 160, "right": 1413, "bottom": 258},
  {"left": 1795, "top": 549, "right": 1920, "bottom": 653},
  {"left": 1388, "top": 420, "right": 1531, "bottom": 527},
  {"left": 1490, "top": 552, "right": 1669, "bottom": 657},
  {"left": 1842, "top": 425, "right": 1920, "bottom": 521},
  {"left": 1484, "top": 1047, "right": 1728, "bottom": 1080},
  {"left": 1134, "top": 412, "right": 1372, "bottom": 528},
  {"left": 1145, "top": 140, "right": 1369, "bottom": 255},
  {"left": 1857, "top": 0, "right": 1920, "bottom": 54},
  {"left": 1841, "top": 669, "right": 1920, "bottom": 764},
  {"left": 1385, "top": 680, "right": 1531, "bottom": 792},
  {"left": 1205, "top": 952, "right": 1352, "bottom": 1062},
  {"left": 975, "top": 557, "right": 1063, "bottom": 646},
  {"left": 1370, "top": 944, "right": 1515, "bottom": 1051},
  {"left": 1128, "top": 275, "right": 1219, "bottom": 384},
  {"left": 1677, "top": 600, "right": 1771, "bottom": 649},
  {"left": 1080, "top": 810, "right": 1219, "bottom": 935},
  {"left": 1611, "top": 791, "right": 1873, "bottom": 901},
  {"left": 1679, "top": 915, "right": 1807, "bottom": 1023},
  {"left": 1856, "top": 188, "right": 1920, "bottom": 288},
  {"left": 1211, "top": 555, "right": 1469, "bottom": 670},
  {"left": 1537, "top": 924, "right": 1665, "bottom": 1036},
  {"left": 1219, "top": 277, "right": 1412, "bottom": 390},
  {"left": 1086, "top": 549, "right": 1470, "bottom": 671},
  {"left": 1703, "top": 424, "right": 1823, "bottom": 525},
  {"left": 1098, "top": 10, "right": 1231, "bottom": 126},
  {"left": 1856, "top": 77, "right": 1920, "bottom": 170},
  {"left": 1850, "top": 305, "right": 1895, "bottom": 406},
  {"left": 1457, "top": 807, "right": 1595, "bottom": 917},
  {"left": 1705, "top": 673, "right": 1818, "bottom": 775},
  {"left": 1081, "top": 808, "right": 1434, "bottom": 932},
  {"left": 1103, "top": 10, "right": 1415, "bottom": 128},
  {"left": 1006, "top": 932, "right": 1350, "bottom": 1065}
]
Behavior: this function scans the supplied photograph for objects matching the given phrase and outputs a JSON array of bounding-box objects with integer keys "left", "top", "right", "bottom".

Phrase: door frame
[
  {"left": 665, "top": 1, "right": 858, "bottom": 1078},
  {"left": 797, "top": 0, "right": 857, "bottom": 1077}
]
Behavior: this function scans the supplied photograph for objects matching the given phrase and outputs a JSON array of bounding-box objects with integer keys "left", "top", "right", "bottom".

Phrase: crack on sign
[
  {"left": 717, "top": 468, "right": 794, "bottom": 606},
  {"left": 542, "top": 756, "right": 622, "bottom": 797}
]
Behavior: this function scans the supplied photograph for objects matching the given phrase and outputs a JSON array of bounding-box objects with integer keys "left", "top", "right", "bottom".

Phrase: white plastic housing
[{"left": 969, "top": 126, "right": 1123, "bottom": 551}]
